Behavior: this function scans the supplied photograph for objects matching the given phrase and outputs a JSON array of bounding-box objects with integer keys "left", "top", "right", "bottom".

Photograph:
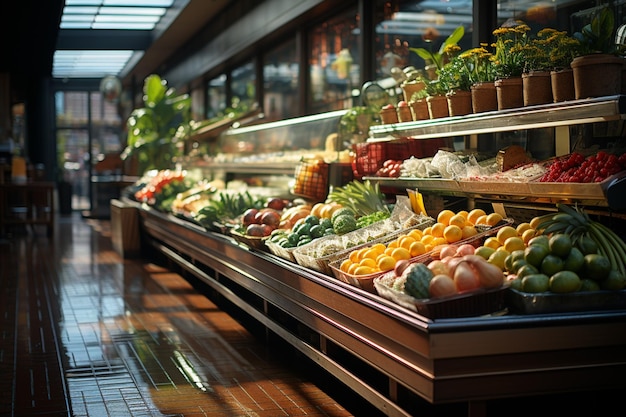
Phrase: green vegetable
[
  {"left": 356, "top": 210, "right": 391, "bottom": 228},
  {"left": 331, "top": 207, "right": 356, "bottom": 223},
  {"left": 403, "top": 263, "right": 434, "bottom": 299},
  {"left": 333, "top": 215, "right": 358, "bottom": 235}
]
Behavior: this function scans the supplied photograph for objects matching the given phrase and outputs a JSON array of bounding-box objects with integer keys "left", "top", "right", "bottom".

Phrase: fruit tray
[
  {"left": 327, "top": 218, "right": 513, "bottom": 293},
  {"left": 506, "top": 288, "right": 626, "bottom": 315},
  {"left": 228, "top": 229, "right": 268, "bottom": 251},
  {"left": 374, "top": 273, "right": 509, "bottom": 319},
  {"left": 292, "top": 203, "right": 432, "bottom": 275},
  {"left": 264, "top": 239, "right": 298, "bottom": 262}
]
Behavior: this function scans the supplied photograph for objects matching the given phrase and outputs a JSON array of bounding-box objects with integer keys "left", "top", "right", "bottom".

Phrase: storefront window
[
  {"left": 231, "top": 60, "right": 256, "bottom": 115},
  {"left": 263, "top": 38, "right": 299, "bottom": 121},
  {"left": 206, "top": 74, "right": 226, "bottom": 120},
  {"left": 373, "top": 0, "right": 473, "bottom": 81},
  {"left": 308, "top": 7, "right": 360, "bottom": 114},
  {"left": 497, "top": 1, "right": 597, "bottom": 32}
]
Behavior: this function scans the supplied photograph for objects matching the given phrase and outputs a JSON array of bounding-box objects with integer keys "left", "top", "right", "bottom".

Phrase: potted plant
[
  {"left": 519, "top": 28, "right": 555, "bottom": 106},
  {"left": 458, "top": 46, "right": 497, "bottom": 113},
  {"left": 540, "top": 28, "right": 584, "bottom": 102},
  {"left": 121, "top": 74, "right": 193, "bottom": 174},
  {"left": 436, "top": 47, "right": 474, "bottom": 116},
  {"left": 410, "top": 26, "right": 465, "bottom": 80},
  {"left": 571, "top": 7, "right": 623, "bottom": 99},
  {"left": 492, "top": 22, "right": 530, "bottom": 110}
]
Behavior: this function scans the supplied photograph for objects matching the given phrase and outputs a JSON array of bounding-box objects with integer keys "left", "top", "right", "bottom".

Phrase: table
[{"left": 0, "top": 182, "right": 55, "bottom": 237}]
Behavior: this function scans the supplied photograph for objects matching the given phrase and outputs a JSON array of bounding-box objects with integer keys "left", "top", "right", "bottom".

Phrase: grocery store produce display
[{"left": 126, "top": 167, "right": 626, "bottom": 318}]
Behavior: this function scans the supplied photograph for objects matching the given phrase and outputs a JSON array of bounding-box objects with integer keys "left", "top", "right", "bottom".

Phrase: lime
[
  {"left": 516, "top": 263, "right": 539, "bottom": 279},
  {"left": 509, "top": 277, "right": 523, "bottom": 291},
  {"left": 512, "top": 258, "right": 529, "bottom": 274},
  {"left": 521, "top": 273, "right": 550, "bottom": 293},
  {"left": 579, "top": 278, "right": 600, "bottom": 292},
  {"left": 528, "top": 234, "right": 550, "bottom": 250},
  {"left": 576, "top": 235, "right": 598, "bottom": 255},
  {"left": 549, "top": 233, "right": 572, "bottom": 258},
  {"left": 600, "top": 270, "right": 626, "bottom": 290},
  {"left": 563, "top": 247, "right": 584, "bottom": 272},
  {"left": 582, "top": 254, "right": 612, "bottom": 281},
  {"left": 540, "top": 254, "right": 564, "bottom": 276},
  {"left": 549, "top": 270, "right": 582, "bottom": 293},
  {"left": 524, "top": 244, "right": 549, "bottom": 268},
  {"left": 475, "top": 245, "right": 497, "bottom": 260},
  {"left": 505, "top": 249, "right": 525, "bottom": 273}
]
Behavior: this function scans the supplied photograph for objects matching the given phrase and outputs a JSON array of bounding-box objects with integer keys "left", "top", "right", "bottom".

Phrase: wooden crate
[{"left": 110, "top": 199, "right": 140, "bottom": 258}]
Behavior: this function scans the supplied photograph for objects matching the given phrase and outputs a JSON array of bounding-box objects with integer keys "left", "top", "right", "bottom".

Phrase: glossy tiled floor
[{"left": 0, "top": 214, "right": 380, "bottom": 417}]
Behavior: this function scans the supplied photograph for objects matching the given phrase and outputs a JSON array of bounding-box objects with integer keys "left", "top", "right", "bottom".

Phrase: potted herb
[
  {"left": 437, "top": 47, "right": 474, "bottom": 116},
  {"left": 458, "top": 46, "right": 497, "bottom": 113}
]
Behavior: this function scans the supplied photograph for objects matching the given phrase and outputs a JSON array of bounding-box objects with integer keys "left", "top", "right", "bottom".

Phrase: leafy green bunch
[
  {"left": 574, "top": 7, "right": 617, "bottom": 55},
  {"left": 492, "top": 22, "right": 531, "bottom": 78},
  {"left": 410, "top": 26, "right": 465, "bottom": 76}
]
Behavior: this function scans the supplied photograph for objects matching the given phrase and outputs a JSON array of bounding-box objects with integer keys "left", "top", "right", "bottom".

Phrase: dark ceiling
[{"left": 2, "top": 0, "right": 64, "bottom": 99}]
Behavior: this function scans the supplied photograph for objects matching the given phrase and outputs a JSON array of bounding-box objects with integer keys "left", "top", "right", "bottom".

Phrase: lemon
[
  {"left": 486, "top": 212, "right": 504, "bottom": 227},
  {"left": 521, "top": 228, "right": 536, "bottom": 244},
  {"left": 409, "top": 241, "right": 427, "bottom": 257},
  {"left": 484, "top": 236, "right": 502, "bottom": 250},
  {"left": 496, "top": 225, "right": 518, "bottom": 245},
  {"left": 443, "top": 225, "right": 463, "bottom": 243},
  {"left": 461, "top": 225, "right": 478, "bottom": 239},
  {"left": 488, "top": 250, "right": 509, "bottom": 271},
  {"left": 391, "top": 247, "right": 411, "bottom": 262},
  {"left": 516, "top": 222, "right": 532, "bottom": 235},
  {"left": 504, "top": 236, "right": 525, "bottom": 253},
  {"left": 377, "top": 255, "right": 396, "bottom": 272},
  {"left": 449, "top": 213, "right": 467, "bottom": 228}
]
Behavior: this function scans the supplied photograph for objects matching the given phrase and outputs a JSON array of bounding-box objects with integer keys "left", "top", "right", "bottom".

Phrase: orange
[
  {"left": 362, "top": 248, "right": 380, "bottom": 261},
  {"left": 456, "top": 210, "right": 469, "bottom": 220},
  {"left": 387, "top": 240, "right": 398, "bottom": 249},
  {"left": 431, "top": 237, "right": 447, "bottom": 247},
  {"left": 359, "top": 257, "right": 377, "bottom": 268},
  {"left": 421, "top": 234, "right": 434, "bottom": 245},
  {"left": 437, "top": 209, "right": 456, "bottom": 226},
  {"left": 422, "top": 226, "right": 433, "bottom": 236},
  {"left": 347, "top": 262, "right": 360, "bottom": 274},
  {"left": 461, "top": 225, "right": 478, "bottom": 239},
  {"left": 398, "top": 235, "right": 417, "bottom": 250},
  {"left": 349, "top": 250, "right": 360, "bottom": 263},
  {"left": 443, "top": 224, "right": 463, "bottom": 243},
  {"left": 467, "top": 208, "right": 487, "bottom": 225},
  {"left": 449, "top": 213, "right": 467, "bottom": 228},
  {"left": 408, "top": 229, "right": 424, "bottom": 240},
  {"left": 496, "top": 225, "right": 518, "bottom": 245},
  {"left": 391, "top": 247, "right": 411, "bottom": 261},
  {"left": 340, "top": 259, "right": 352, "bottom": 272},
  {"left": 409, "top": 241, "right": 427, "bottom": 257},
  {"left": 475, "top": 214, "right": 488, "bottom": 226},
  {"left": 353, "top": 265, "right": 375, "bottom": 276},
  {"left": 430, "top": 222, "right": 446, "bottom": 238},
  {"left": 377, "top": 255, "right": 396, "bottom": 272},
  {"left": 486, "top": 212, "right": 504, "bottom": 227}
]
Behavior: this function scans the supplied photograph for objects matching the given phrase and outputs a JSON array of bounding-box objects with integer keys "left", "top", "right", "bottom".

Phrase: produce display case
[{"left": 133, "top": 98, "right": 626, "bottom": 416}]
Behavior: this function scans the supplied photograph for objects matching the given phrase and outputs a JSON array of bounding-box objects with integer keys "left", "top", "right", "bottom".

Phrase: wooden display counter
[
  {"left": 0, "top": 181, "right": 54, "bottom": 236},
  {"left": 135, "top": 202, "right": 626, "bottom": 417}
]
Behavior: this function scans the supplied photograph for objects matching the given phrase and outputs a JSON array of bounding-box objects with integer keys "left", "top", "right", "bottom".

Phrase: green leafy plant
[
  {"left": 437, "top": 50, "right": 474, "bottom": 93},
  {"left": 121, "top": 74, "right": 193, "bottom": 172},
  {"left": 574, "top": 6, "right": 617, "bottom": 55},
  {"left": 410, "top": 26, "right": 465, "bottom": 74}
]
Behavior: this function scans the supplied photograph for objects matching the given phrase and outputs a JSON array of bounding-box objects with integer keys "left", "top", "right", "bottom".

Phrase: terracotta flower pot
[
  {"left": 446, "top": 90, "right": 472, "bottom": 117},
  {"left": 550, "top": 69, "right": 575, "bottom": 103},
  {"left": 427, "top": 95, "right": 449, "bottom": 119},
  {"left": 409, "top": 99, "right": 429, "bottom": 121},
  {"left": 471, "top": 82, "right": 497, "bottom": 113},
  {"left": 571, "top": 54, "right": 624, "bottom": 99},
  {"left": 522, "top": 71, "right": 553, "bottom": 106},
  {"left": 401, "top": 80, "right": 426, "bottom": 102},
  {"left": 495, "top": 77, "right": 523, "bottom": 110}
]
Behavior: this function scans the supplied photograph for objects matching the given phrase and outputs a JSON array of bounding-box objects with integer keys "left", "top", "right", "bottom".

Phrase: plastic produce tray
[
  {"left": 506, "top": 288, "right": 626, "bottom": 315},
  {"left": 374, "top": 273, "right": 509, "bottom": 319}
]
